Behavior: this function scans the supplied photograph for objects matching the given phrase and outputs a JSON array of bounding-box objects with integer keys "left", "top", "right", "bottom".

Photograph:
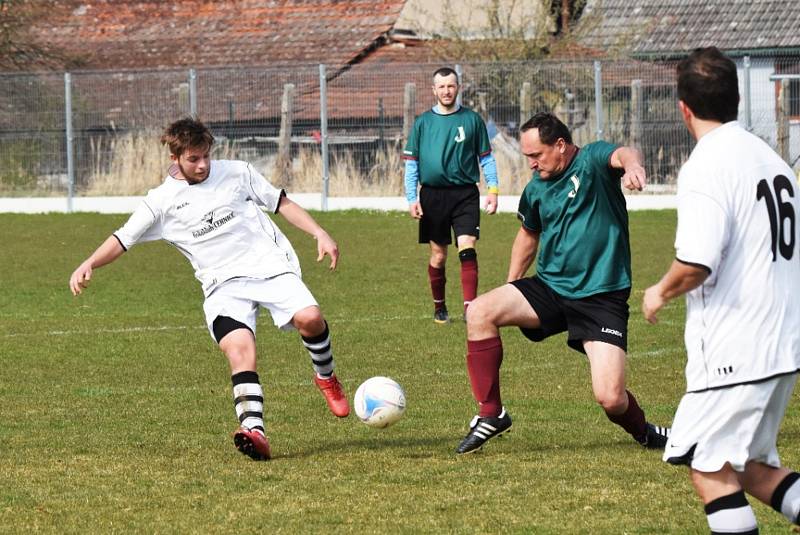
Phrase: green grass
[{"left": 1, "top": 210, "right": 798, "bottom": 533}]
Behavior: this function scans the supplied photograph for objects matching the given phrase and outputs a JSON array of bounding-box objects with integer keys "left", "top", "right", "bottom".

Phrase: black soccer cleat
[
  {"left": 456, "top": 408, "right": 512, "bottom": 454},
  {"left": 434, "top": 305, "right": 450, "bottom": 324},
  {"left": 639, "top": 422, "right": 670, "bottom": 450}
]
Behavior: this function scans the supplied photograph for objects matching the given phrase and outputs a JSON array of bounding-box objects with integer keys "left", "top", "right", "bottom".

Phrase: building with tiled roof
[
  {"left": 20, "top": 0, "right": 407, "bottom": 71},
  {"left": 579, "top": 0, "right": 800, "bottom": 59}
]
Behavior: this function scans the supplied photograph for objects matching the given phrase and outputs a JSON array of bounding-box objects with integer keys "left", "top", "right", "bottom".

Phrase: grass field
[{"left": 1, "top": 209, "right": 798, "bottom": 534}]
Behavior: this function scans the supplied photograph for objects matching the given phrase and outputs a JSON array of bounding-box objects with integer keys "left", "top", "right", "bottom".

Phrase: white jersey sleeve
[
  {"left": 113, "top": 192, "right": 164, "bottom": 249},
  {"left": 243, "top": 163, "right": 283, "bottom": 213},
  {"left": 674, "top": 172, "right": 730, "bottom": 274}
]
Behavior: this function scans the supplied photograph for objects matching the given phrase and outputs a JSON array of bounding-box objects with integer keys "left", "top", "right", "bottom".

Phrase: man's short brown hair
[{"left": 161, "top": 117, "right": 215, "bottom": 157}]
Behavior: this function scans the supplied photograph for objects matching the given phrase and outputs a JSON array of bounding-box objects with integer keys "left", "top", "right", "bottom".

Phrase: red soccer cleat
[
  {"left": 314, "top": 374, "right": 350, "bottom": 417},
  {"left": 233, "top": 427, "right": 271, "bottom": 461}
]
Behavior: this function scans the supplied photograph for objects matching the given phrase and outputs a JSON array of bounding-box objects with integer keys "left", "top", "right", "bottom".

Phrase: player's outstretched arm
[
  {"left": 69, "top": 236, "right": 126, "bottom": 296},
  {"left": 278, "top": 196, "right": 339, "bottom": 270},
  {"left": 610, "top": 146, "right": 646, "bottom": 191},
  {"left": 642, "top": 260, "right": 709, "bottom": 324},
  {"left": 507, "top": 226, "right": 540, "bottom": 282}
]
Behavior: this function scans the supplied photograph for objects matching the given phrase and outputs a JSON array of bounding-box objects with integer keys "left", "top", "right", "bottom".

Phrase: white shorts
[
  {"left": 664, "top": 373, "right": 798, "bottom": 473},
  {"left": 202, "top": 274, "right": 318, "bottom": 340}
]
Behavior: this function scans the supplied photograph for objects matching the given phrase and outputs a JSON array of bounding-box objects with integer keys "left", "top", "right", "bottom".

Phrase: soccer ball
[{"left": 353, "top": 376, "right": 406, "bottom": 428}]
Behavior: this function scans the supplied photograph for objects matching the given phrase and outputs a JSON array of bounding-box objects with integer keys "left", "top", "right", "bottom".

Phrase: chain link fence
[{"left": 1, "top": 57, "right": 799, "bottom": 204}]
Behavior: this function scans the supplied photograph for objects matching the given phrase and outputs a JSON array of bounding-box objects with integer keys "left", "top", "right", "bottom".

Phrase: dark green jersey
[
  {"left": 517, "top": 141, "right": 630, "bottom": 298},
  {"left": 403, "top": 106, "right": 491, "bottom": 187}
]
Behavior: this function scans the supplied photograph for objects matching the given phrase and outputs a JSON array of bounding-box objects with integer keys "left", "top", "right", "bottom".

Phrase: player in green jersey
[
  {"left": 403, "top": 67, "right": 499, "bottom": 324},
  {"left": 455, "top": 111, "right": 670, "bottom": 455}
]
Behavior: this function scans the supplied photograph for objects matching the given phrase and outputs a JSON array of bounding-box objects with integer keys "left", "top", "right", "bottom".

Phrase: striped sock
[
  {"left": 771, "top": 471, "right": 800, "bottom": 524},
  {"left": 705, "top": 490, "right": 758, "bottom": 534},
  {"left": 232, "top": 370, "right": 264, "bottom": 434},
  {"left": 302, "top": 322, "right": 334, "bottom": 379}
]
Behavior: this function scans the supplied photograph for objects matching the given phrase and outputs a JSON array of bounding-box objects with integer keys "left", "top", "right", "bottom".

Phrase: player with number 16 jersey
[{"left": 674, "top": 121, "right": 800, "bottom": 392}]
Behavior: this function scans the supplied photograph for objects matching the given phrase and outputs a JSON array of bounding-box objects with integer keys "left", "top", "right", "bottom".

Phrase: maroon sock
[
  {"left": 466, "top": 337, "right": 503, "bottom": 417},
  {"left": 459, "top": 255, "right": 478, "bottom": 315},
  {"left": 605, "top": 390, "right": 647, "bottom": 441},
  {"left": 428, "top": 264, "right": 446, "bottom": 312}
]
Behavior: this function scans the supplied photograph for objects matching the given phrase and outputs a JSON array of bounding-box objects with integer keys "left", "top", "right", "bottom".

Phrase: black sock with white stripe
[
  {"left": 771, "top": 472, "right": 800, "bottom": 524},
  {"left": 704, "top": 490, "right": 758, "bottom": 534},
  {"left": 302, "top": 322, "right": 334, "bottom": 379},
  {"left": 231, "top": 370, "right": 264, "bottom": 435}
]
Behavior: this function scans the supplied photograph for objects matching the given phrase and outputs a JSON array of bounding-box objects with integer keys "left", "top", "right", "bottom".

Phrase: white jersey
[
  {"left": 675, "top": 121, "right": 800, "bottom": 392},
  {"left": 114, "top": 160, "right": 301, "bottom": 297}
]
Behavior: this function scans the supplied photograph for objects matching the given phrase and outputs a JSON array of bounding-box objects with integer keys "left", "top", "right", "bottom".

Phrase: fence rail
[{"left": 1, "top": 57, "right": 798, "bottom": 209}]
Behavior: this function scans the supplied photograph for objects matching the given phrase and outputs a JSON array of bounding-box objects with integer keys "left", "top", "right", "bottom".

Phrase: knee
[
  {"left": 595, "top": 389, "right": 628, "bottom": 414},
  {"left": 292, "top": 306, "right": 325, "bottom": 335},
  {"left": 466, "top": 296, "right": 495, "bottom": 330},
  {"left": 430, "top": 250, "right": 447, "bottom": 267},
  {"left": 222, "top": 339, "right": 256, "bottom": 371}
]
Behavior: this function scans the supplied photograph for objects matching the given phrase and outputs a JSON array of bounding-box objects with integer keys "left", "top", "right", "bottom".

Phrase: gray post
[
  {"left": 520, "top": 82, "right": 531, "bottom": 128},
  {"left": 630, "top": 79, "right": 643, "bottom": 148},
  {"left": 319, "top": 64, "right": 329, "bottom": 211},
  {"left": 64, "top": 73, "right": 75, "bottom": 212},
  {"left": 743, "top": 56, "right": 752, "bottom": 131},
  {"left": 455, "top": 64, "right": 463, "bottom": 108},
  {"left": 189, "top": 68, "right": 197, "bottom": 118},
  {"left": 403, "top": 82, "right": 416, "bottom": 141},
  {"left": 276, "top": 83, "right": 295, "bottom": 183},
  {"left": 593, "top": 61, "right": 604, "bottom": 140},
  {"left": 777, "top": 79, "right": 790, "bottom": 163}
]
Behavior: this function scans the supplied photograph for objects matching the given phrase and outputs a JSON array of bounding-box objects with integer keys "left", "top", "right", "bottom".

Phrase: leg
[
  {"left": 456, "top": 284, "right": 539, "bottom": 454},
  {"left": 456, "top": 234, "right": 478, "bottom": 317},
  {"left": 465, "top": 284, "right": 540, "bottom": 416},
  {"left": 692, "top": 466, "right": 758, "bottom": 534},
  {"left": 584, "top": 341, "right": 648, "bottom": 444},
  {"left": 741, "top": 461, "right": 800, "bottom": 525},
  {"left": 292, "top": 305, "right": 349, "bottom": 417},
  {"left": 428, "top": 241, "right": 449, "bottom": 322},
  {"left": 216, "top": 323, "right": 271, "bottom": 460}
]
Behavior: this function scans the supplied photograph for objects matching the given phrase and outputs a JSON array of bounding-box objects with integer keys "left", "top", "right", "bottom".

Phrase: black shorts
[
  {"left": 509, "top": 276, "right": 630, "bottom": 354},
  {"left": 419, "top": 184, "right": 480, "bottom": 245}
]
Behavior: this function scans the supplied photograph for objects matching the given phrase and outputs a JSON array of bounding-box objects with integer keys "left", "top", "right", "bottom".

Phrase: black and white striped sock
[
  {"left": 705, "top": 490, "right": 758, "bottom": 534},
  {"left": 302, "top": 322, "right": 334, "bottom": 379},
  {"left": 231, "top": 370, "right": 264, "bottom": 434},
  {"left": 771, "top": 472, "right": 800, "bottom": 524}
]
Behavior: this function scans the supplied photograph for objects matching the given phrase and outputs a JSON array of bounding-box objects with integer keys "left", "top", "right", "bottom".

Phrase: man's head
[
  {"left": 161, "top": 117, "right": 214, "bottom": 184},
  {"left": 519, "top": 112, "right": 574, "bottom": 179},
  {"left": 677, "top": 47, "right": 739, "bottom": 127},
  {"left": 432, "top": 67, "right": 459, "bottom": 110}
]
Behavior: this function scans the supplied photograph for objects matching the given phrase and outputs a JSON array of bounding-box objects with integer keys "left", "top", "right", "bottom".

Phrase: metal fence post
[
  {"left": 319, "top": 64, "right": 329, "bottom": 211},
  {"left": 64, "top": 72, "right": 75, "bottom": 212},
  {"left": 455, "top": 64, "right": 463, "bottom": 108},
  {"left": 593, "top": 61, "right": 604, "bottom": 140},
  {"left": 189, "top": 68, "right": 197, "bottom": 118},
  {"left": 743, "top": 56, "right": 752, "bottom": 131}
]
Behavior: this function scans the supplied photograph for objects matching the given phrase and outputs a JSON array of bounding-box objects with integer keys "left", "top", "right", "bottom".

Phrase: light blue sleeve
[
  {"left": 404, "top": 159, "right": 420, "bottom": 203},
  {"left": 479, "top": 153, "right": 498, "bottom": 189}
]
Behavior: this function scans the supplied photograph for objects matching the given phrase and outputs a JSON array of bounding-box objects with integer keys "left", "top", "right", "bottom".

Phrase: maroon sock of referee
[
  {"left": 605, "top": 389, "right": 647, "bottom": 442},
  {"left": 428, "top": 264, "right": 446, "bottom": 312},
  {"left": 459, "top": 248, "right": 478, "bottom": 315},
  {"left": 466, "top": 336, "right": 503, "bottom": 417}
]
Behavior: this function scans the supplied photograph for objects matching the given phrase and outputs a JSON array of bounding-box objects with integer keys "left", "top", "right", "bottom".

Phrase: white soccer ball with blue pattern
[{"left": 354, "top": 376, "right": 406, "bottom": 428}]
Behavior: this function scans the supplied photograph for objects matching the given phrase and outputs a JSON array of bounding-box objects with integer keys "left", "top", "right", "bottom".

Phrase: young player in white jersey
[
  {"left": 643, "top": 47, "right": 800, "bottom": 534},
  {"left": 69, "top": 118, "right": 350, "bottom": 461}
]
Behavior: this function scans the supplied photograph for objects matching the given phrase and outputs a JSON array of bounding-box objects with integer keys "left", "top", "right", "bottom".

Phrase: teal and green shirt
[
  {"left": 517, "top": 141, "right": 630, "bottom": 298},
  {"left": 403, "top": 106, "right": 492, "bottom": 188}
]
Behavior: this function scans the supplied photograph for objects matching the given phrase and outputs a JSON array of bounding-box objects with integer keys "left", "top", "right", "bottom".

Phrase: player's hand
[
  {"left": 315, "top": 231, "right": 339, "bottom": 270},
  {"left": 69, "top": 261, "right": 93, "bottom": 296},
  {"left": 485, "top": 193, "right": 498, "bottom": 215},
  {"left": 622, "top": 164, "right": 646, "bottom": 191},
  {"left": 408, "top": 201, "right": 423, "bottom": 220},
  {"left": 642, "top": 284, "right": 665, "bottom": 324}
]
